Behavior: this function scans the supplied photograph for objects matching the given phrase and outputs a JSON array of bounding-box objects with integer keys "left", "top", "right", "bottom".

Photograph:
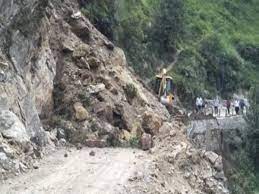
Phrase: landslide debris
[
  {"left": 125, "top": 121, "right": 229, "bottom": 194},
  {"left": 0, "top": 0, "right": 168, "bottom": 178},
  {"left": 0, "top": 2, "right": 231, "bottom": 194}
]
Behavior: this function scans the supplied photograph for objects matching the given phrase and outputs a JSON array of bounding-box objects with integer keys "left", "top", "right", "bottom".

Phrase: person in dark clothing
[
  {"left": 239, "top": 99, "right": 245, "bottom": 114},
  {"left": 234, "top": 99, "right": 240, "bottom": 115},
  {"left": 226, "top": 99, "right": 231, "bottom": 115}
]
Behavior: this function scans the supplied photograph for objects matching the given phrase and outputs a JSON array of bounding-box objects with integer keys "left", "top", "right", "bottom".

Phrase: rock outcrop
[{"left": 187, "top": 116, "right": 247, "bottom": 152}]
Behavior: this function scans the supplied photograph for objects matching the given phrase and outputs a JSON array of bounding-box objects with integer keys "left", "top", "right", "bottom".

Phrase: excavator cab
[{"left": 155, "top": 69, "right": 174, "bottom": 106}]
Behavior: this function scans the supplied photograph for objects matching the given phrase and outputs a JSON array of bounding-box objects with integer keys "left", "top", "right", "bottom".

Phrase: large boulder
[
  {"left": 204, "top": 151, "right": 219, "bottom": 165},
  {"left": 73, "top": 102, "right": 89, "bottom": 121},
  {"left": 159, "top": 122, "right": 175, "bottom": 136},
  {"left": 142, "top": 111, "right": 162, "bottom": 136},
  {"left": 72, "top": 44, "right": 90, "bottom": 59},
  {"left": 0, "top": 143, "right": 15, "bottom": 158},
  {"left": 122, "top": 130, "right": 132, "bottom": 141},
  {"left": 0, "top": 110, "right": 29, "bottom": 143},
  {"left": 0, "top": 152, "right": 15, "bottom": 171},
  {"left": 87, "top": 83, "right": 105, "bottom": 94},
  {"left": 214, "top": 156, "right": 223, "bottom": 172},
  {"left": 92, "top": 102, "right": 113, "bottom": 122},
  {"left": 140, "top": 133, "right": 152, "bottom": 150},
  {"left": 87, "top": 57, "right": 102, "bottom": 69}
]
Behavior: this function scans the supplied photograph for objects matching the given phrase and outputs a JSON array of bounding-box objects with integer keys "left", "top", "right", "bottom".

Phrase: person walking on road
[
  {"left": 214, "top": 97, "right": 220, "bottom": 116},
  {"left": 234, "top": 99, "right": 240, "bottom": 115},
  {"left": 196, "top": 97, "right": 203, "bottom": 113},
  {"left": 239, "top": 99, "right": 245, "bottom": 114},
  {"left": 226, "top": 99, "right": 231, "bottom": 116}
]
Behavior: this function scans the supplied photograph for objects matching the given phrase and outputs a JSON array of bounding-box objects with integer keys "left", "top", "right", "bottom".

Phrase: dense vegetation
[
  {"left": 245, "top": 85, "right": 259, "bottom": 193},
  {"left": 81, "top": 0, "right": 259, "bottom": 105},
  {"left": 214, "top": 85, "right": 258, "bottom": 194}
]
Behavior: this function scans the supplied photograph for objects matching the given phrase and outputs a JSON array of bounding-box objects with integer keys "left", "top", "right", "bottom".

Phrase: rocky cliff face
[
  {"left": 0, "top": 0, "right": 169, "bottom": 178},
  {"left": 188, "top": 116, "right": 247, "bottom": 152},
  {"left": 0, "top": 0, "right": 50, "bottom": 144}
]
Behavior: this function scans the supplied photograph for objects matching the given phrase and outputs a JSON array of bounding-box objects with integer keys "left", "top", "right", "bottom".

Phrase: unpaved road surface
[{"left": 0, "top": 148, "right": 149, "bottom": 194}]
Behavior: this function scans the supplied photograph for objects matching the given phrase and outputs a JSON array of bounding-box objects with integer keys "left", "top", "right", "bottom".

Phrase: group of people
[
  {"left": 195, "top": 96, "right": 246, "bottom": 116},
  {"left": 225, "top": 98, "right": 246, "bottom": 115}
]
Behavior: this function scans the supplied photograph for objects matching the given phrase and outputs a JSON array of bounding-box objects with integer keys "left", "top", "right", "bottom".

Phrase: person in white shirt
[{"left": 196, "top": 97, "right": 203, "bottom": 113}]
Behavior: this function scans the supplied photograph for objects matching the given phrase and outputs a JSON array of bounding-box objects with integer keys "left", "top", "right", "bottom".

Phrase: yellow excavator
[{"left": 154, "top": 69, "right": 174, "bottom": 106}]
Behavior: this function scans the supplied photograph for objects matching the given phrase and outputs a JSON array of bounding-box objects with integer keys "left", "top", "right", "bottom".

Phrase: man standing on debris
[{"left": 234, "top": 99, "right": 240, "bottom": 115}]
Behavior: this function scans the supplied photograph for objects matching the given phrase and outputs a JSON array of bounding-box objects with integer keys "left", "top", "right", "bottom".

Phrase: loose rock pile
[{"left": 125, "top": 121, "right": 229, "bottom": 194}]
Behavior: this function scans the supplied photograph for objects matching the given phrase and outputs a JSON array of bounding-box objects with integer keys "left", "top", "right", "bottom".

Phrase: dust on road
[{"left": 0, "top": 148, "right": 149, "bottom": 194}]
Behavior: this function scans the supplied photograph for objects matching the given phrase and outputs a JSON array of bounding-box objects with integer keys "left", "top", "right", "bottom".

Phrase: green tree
[
  {"left": 228, "top": 84, "right": 259, "bottom": 194},
  {"left": 246, "top": 85, "right": 259, "bottom": 168},
  {"left": 151, "top": 0, "right": 185, "bottom": 59},
  {"left": 81, "top": 0, "right": 117, "bottom": 40}
]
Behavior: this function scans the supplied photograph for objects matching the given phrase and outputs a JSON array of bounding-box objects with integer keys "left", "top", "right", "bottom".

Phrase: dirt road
[{"left": 0, "top": 148, "right": 149, "bottom": 194}]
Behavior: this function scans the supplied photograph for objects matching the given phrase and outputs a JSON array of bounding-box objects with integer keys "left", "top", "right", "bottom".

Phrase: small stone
[
  {"left": 62, "top": 42, "right": 74, "bottom": 53},
  {"left": 122, "top": 130, "right": 131, "bottom": 141},
  {"left": 148, "top": 148, "right": 155, "bottom": 154},
  {"left": 104, "top": 41, "right": 114, "bottom": 50},
  {"left": 79, "top": 57, "right": 90, "bottom": 70},
  {"left": 0, "top": 152, "right": 8, "bottom": 161},
  {"left": 169, "top": 130, "right": 176, "bottom": 137},
  {"left": 128, "top": 177, "right": 136, "bottom": 182},
  {"left": 59, "top": 138, "right": 67, "bottom": 146},
  {"left": 71, "top": 11, "right": 82, "bottom": 19},
  {"left": 57, "top": 128, "right": 66, "bottom": 140},
  {"left": 87, "top": 83, "right": 105, "bottom": 94},
  {"left": 87, "top": 57, "right": 101, "bottom": 69},
  {"left": 111, "top": 87, "right": 118, "bottom": 95},
  {"left": 76, "top": 143, "right": 83, "bottom": 150},
  {"left": 213, "top": 171, "right": 225, "bottom": 181},
  {"left": 19, "top": 162, "right": 27, "bottom": 173},
  {"left": 89, "top": 151, "right": 95, "bottom": 156},
  {"left": 64, "top": 152, "right": 68, "bottom": 158},
  {"left": 161, "top": 181, "right": 165, "bottom": 187},
  {"left": 49, "top": 128, "right": 58, "bottom": 142},
  {"left": 33, "top": 147, "right": 43, "bottom": 159},
  {"left": 0, "top": 61, "right": 9, "bottom": 69},
  {"left": 184, "top": 172, "right": 191, "bottom": 179},
  {"left": 33, "top": 162, "right": 39, "bottom": 169}
]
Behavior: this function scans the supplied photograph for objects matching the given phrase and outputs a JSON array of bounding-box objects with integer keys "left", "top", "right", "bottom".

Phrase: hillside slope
[
  {"left": 0, "top": 0, "right": 168, "bottom": 179},
  {"left": 81, "top": 0, "right": 259, "bottom": 103}
]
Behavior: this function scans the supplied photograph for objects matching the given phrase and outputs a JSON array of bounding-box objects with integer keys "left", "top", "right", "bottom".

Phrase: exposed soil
[{"left": 0, "top": 148, "right": 149, "bottom": 194}]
